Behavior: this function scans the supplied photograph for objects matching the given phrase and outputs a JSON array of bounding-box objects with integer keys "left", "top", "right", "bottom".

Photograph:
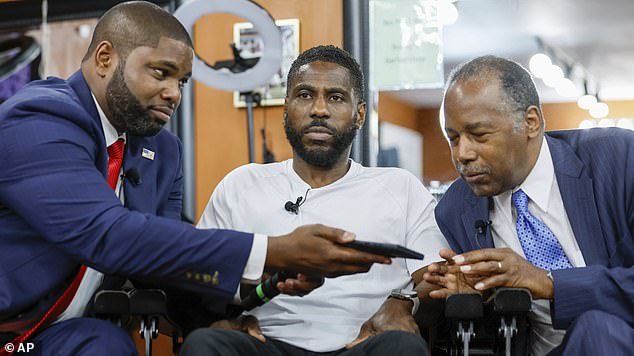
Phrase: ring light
[{"left": 174, "top": 0, "right": 283, "bottom": 92}]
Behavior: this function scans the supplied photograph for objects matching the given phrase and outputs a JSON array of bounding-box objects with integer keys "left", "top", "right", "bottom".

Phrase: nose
[
  {"left": 310, "top": 94, "right": 330, "bottom": 118},
  {"left": 160, "top": 79, "right": 181, "bottom": 106},
  {"left": 455, "top": 137, "right": 477, "bottom": 163}
]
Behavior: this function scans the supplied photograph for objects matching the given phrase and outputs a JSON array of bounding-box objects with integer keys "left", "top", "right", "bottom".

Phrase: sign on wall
[{"left": 370, "top": 0, "right": 444, "bottom": 91}]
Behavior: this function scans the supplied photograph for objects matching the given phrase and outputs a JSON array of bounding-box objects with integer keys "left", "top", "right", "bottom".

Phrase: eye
[
  {"left": 472, "top": 132, "right": 490, "bottom": 142},
  {"left": 298, "top": 91, "right": 312, "bottom": 99},
  {"left": 153, "top": 68, "right": 167, "bottom": 78},
  {"left": 178, "top": 78, "right": 189, "bottom": 89},
  {"left": 330, "top": 94, "right": 344, "bottom": 102}
]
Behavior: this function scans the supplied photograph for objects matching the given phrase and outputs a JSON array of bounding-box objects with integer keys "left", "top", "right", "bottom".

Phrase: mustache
[{"left": 456, "top": 163, "right": 491, "bottom": 177}]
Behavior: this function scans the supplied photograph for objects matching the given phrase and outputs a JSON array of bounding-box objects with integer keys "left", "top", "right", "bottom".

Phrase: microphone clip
[
  {"left": 474, "top": 219, "right": 492, "bottom": 235},
  {"left": 123, "top": 167, "right": 142, "bottom": 186},
  {"left": 284, "top": 197, "right": 302, "bottom": 215},
  {"left": 473, "top": 219, "right": 491, "bottom": 249},
  {"left": 284, "top": 188, "right": 310, "bottom": 215}
]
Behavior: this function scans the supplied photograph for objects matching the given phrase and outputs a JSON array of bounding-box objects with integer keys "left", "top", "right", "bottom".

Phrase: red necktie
[
  {"left": 2, "top": 140, "right": 125, "bottom": 355},
  {"left": 107, "top": 138, "right": 125, "bottom": 190}
]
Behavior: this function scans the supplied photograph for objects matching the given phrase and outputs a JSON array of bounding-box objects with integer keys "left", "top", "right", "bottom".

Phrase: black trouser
[{"left": 179, "top": 328, "right": 428, "bottom": 356}]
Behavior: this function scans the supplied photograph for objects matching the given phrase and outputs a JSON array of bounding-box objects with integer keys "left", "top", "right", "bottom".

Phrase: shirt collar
[
  {"left": 92, "top": 93, "right": 126, "bottom": 147},
  {"left": 286, "top": 158, "right": 360, "bottom": 190},
  {"left": 514, "top": 138, "right": 554, "bottom": 212}
]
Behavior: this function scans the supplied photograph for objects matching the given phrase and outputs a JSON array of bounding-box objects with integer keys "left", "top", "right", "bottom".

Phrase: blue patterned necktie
[{"left": 512, "top": 189, "right": 573, "bottom": 271}]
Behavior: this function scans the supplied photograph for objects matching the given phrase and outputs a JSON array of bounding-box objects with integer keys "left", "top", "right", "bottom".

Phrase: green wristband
[{"left": 256, "top": 284, "right": 270, "bottom": 302}]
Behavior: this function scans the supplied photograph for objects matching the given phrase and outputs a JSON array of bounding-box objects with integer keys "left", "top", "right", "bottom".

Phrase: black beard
[
  {"left": 105, "top": 63, "right": 165, "bottom": 137},
  {"left": 284, "top": 114, "right": 358, "bottom": 168}
]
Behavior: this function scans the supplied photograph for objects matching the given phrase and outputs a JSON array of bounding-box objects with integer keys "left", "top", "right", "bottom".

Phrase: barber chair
[
  {"left": 93, "top": 289, "right": 184, "bottom": 356},
  {"left": 431, "top": 288, "right": 532, "bottom": 356}
]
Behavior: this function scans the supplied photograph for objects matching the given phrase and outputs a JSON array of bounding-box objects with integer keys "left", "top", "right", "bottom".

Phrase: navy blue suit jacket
[
  {"left": 435, "top": 128, "right": 634, "bottom": 329},
  {"left": 0, "top": 71, "right": 254, "bottom": 319}
]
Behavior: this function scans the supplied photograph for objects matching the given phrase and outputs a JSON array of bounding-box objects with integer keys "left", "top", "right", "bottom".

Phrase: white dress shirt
[{"left": 489, "top": 139, "right": 586, "bottom": 355}]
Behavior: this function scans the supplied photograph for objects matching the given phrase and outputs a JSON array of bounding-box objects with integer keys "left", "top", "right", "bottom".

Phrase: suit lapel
[
  {"left": 67, "top": 70, "right": 108, "bottom": 176},
  {"left": 547, "top": 135, "right": 609, "bottom": 266},
  {"left": 461, "top": 191, "right": 495, "bottom": 250},
  {"left": 123, "top": 136, "right": 156, "bottom": 214}
]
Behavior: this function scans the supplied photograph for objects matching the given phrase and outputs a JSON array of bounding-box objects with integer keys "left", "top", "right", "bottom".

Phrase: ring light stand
[{"left": 175, "top": 0, "right": 283, "bottom": 163}]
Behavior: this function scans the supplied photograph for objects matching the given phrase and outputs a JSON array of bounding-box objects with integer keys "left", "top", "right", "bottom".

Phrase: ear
[
  {"left": 93, "top": 41, "right": 117, "bottom": 78},
  {"left": 524, "top": 105, "right": 542, "bottom": 138},
  {"left": 355, "top": 101, "right": 367, "bottom": 129},
  {"left": 283, "top": 97, "right": 288, "bottom": 120}
]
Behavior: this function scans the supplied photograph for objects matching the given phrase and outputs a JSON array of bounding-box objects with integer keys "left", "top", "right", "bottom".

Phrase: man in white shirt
[
  {"left": 426, "top": 55, "right": 634, "bottom": 355},
  {"left": 180, "top": 45, "right": 449, "bottom": 356}
]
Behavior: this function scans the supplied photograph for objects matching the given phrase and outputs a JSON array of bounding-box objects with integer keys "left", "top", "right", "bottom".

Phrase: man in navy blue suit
[
  {"left": 424, "top": 56, "right": 634, "bottom": 355},
  {"left": 0, "top": 2, "right": 390, "bottom": 354}
]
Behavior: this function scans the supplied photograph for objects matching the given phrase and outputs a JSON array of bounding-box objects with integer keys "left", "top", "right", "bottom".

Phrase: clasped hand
[{"left": 424, "top": 248, "right": 553, "bottom": 300}]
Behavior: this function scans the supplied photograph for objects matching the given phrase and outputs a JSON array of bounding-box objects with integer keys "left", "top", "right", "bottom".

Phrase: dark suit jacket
[
  {"left": 0, "top": 71, "right": 254, "bottom": 320},
  {"left": 435, "top": 128, "right": 634, "bottom": 329}
]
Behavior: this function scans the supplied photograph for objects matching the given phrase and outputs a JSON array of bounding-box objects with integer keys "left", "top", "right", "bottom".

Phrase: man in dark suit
[
  {"left": 424, "top": 55, "right": 634, "bottom": 355},
  {"left": 0, "top": 2, "right": 389, "bottom": 354}
]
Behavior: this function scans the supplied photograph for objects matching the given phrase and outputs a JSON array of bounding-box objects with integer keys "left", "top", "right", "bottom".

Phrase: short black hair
[
  {"left": 286, "top": 45, "right": 365, "bottom": 102},
  {"left": 82, "top": 1, "right": 193, "bottom": 63},
  {"left": 445, "top": 55, "right": 543, "bottom": 129}
]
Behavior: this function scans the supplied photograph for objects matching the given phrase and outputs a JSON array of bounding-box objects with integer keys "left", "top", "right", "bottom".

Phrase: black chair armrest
[
  {"left": 489, "top": 288, "right": 532, "bottom": 314},
  {"left": 445, "top": 293, "right": 484, "bottom": 320},
  {"left": 93, "top": 290, "right": 130, "bottom": 317}
]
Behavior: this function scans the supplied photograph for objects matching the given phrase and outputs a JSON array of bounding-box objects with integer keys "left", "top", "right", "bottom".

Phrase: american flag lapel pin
[{"left": 142, "top": 148, "right": 155, "bottom": 160}]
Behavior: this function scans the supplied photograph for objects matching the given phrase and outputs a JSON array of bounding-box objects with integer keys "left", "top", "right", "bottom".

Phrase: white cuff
[{"left": 241, "top": 233, "right": 267, "bottom": 284}]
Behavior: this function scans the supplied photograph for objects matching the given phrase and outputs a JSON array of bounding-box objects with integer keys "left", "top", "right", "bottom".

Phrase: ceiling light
[
  {"left": 529, "top": 53, "right": 552, "bottom": 79},
  {"left": 438, "top": 0, "right": 459, "bottom": 25},
  {"left": 597, "top": 118, "right": 615, "bottom": 127},
  {"left": 555, "top": 78, "right": 577, "bottom": 98},
  {"left": 589, "top": 102, "right": 609, "bottom": 119},
  {"left": 542, "top": 64, "right": 564, "bottom": 87},
  {"left": 578, "top": 119, "right": 596, "bottom": 129},
  {"left": 577, "top": 94, "right": 597, "bottom": 110}
]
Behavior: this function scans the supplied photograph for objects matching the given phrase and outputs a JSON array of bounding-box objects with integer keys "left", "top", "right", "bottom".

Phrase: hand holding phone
[{"left": 341, "top": 240, "right": 425, "bottom": 260}]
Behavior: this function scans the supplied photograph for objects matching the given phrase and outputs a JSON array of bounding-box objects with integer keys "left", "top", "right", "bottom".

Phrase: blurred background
[{"left": 2, "top": 0, "right": 633, "bottom": 217}]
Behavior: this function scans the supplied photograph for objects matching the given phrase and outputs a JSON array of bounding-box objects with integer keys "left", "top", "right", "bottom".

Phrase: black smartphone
[{"left": 341, "top": 240, "right": 425, "bottom": 260}]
